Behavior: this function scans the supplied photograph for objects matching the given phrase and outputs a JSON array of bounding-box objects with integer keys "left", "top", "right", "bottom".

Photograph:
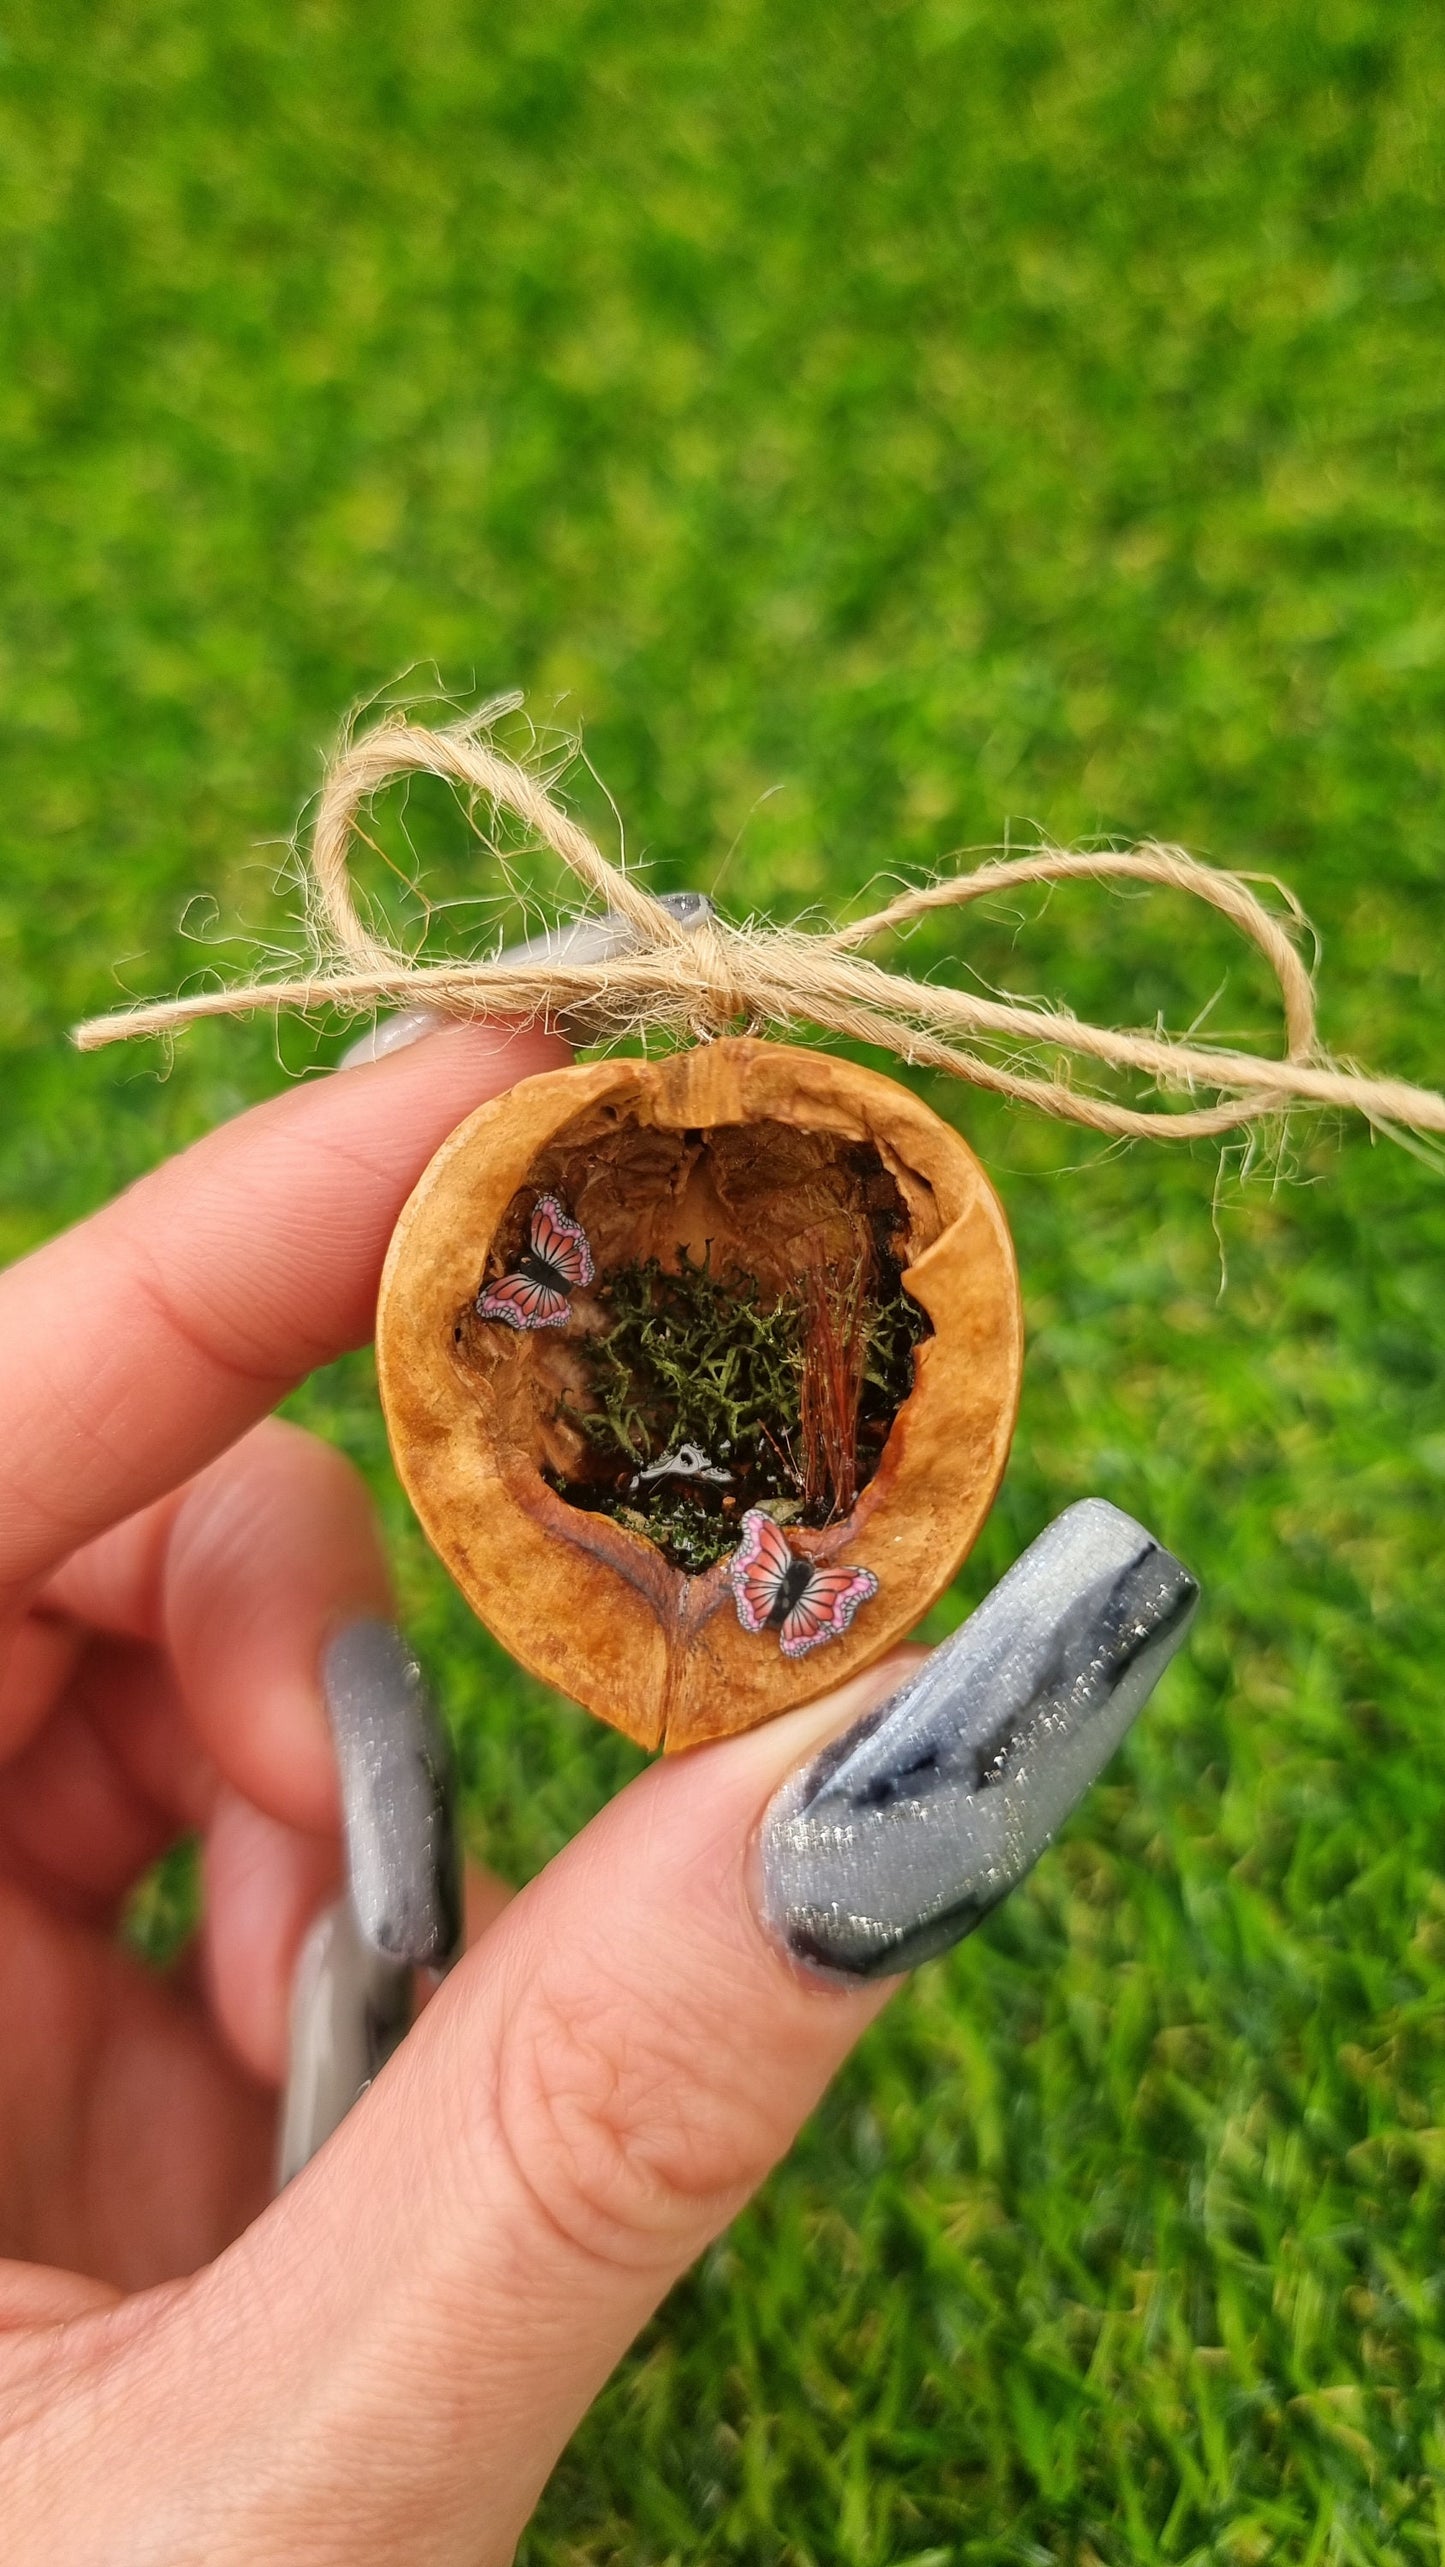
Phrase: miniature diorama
[
  {"left": 76, "top": 704, "right": 1445, "bottom": 1769},
  {"left": 377, "top": 1038, "right": 1023, "bottom": 1749},
  {"left": 69, "top": 707, "right": 1445, "bottom": 2174}
]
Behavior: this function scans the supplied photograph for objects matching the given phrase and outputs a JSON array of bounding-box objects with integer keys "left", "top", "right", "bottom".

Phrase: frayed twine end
[{"left": 71, "top": 703, "right": 1445, "bottom": 1149}]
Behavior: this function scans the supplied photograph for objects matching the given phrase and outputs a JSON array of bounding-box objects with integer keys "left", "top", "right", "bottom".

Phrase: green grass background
[{"left": 4, "top": 2, "right": 1445, "bottom": 2556}]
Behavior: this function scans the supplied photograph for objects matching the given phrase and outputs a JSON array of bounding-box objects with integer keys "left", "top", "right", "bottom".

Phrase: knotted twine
[{"left": 72, "top": 705, "right": 1445, "bottom": 1146}]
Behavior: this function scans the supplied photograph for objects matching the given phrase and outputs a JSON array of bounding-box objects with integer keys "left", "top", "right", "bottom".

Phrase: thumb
[
  {"left": 196, "top": 1669, "right": 902, "bottom": 2560},
  {"left": 36, "top": 1503, "right": 1193, "bottom": 2566}
]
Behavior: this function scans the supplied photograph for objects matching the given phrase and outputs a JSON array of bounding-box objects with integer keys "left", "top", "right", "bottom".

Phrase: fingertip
[
  {"left": 0, "top": 1014, "right": 574, "bottom": 1611},
  {"left": 165, "top": 1421, "right": 392, "bottom": 1833},
  {"left": 204, "top": 1789, "right": 342, "bottom": 2085},
  {"left": 328, "top": 1015, "right": 572, "bottom": 1108}
]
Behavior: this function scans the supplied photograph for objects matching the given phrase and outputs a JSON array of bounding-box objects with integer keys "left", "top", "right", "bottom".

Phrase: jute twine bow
[{"left": 73, "top": 704, "right": 1445, "bottom": 1145}]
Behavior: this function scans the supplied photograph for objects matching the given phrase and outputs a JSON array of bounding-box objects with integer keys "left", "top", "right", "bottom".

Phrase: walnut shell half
[{"left": 377, "top": 1038, "right": 1022, "bottom": 1750}]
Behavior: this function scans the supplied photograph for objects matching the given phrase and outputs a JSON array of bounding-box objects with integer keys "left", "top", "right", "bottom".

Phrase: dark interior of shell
[{"left": 452, "top": 1111, "right": 934, "bottom": 1573}]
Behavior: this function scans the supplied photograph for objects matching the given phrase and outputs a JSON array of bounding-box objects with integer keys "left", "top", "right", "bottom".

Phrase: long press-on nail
[
  {"left": 500, "top": 889, "right": 715, "bottom": 969},
  {"left": 323, "top": 1620, "right": 462, "bottom": 1969},
  {"left": 276, "top": 1625, "right": 461, "bottom": 2188},
  {"left": 276, "top": 1898, "right": 412, "bottom": 2189},
  {"left": 339, "top": 1004, "right": 452, "bottom": 1066},
  {"left": 759, "top": 1499, "right": 1198, "bottom": 1979},
  {"left": 337, "top": 890, "right": 716, "bottom": 1066}
]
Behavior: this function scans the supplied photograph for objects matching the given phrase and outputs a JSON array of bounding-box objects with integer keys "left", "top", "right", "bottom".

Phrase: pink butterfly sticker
[
  {"left": 477, "top": 1195, "right": 595, "bottom": 1331},
  {"left": 725, "top": 1509, "right": 879, "bottom": 1657}
]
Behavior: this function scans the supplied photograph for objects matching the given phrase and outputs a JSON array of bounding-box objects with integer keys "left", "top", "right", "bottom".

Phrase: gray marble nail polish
[
  {"left": 337, "top": 890, "right": 715, "bottom": 1065},
  {"left": 275, "top": 1897, "right": 412, "bottom": 2188},
  {"left": 498, "top": 888, "right": 714, "bottom": 972},
  {"left": 500, "top": 889, "right": 716, "bottom": 1041},
  {"left": 339, "top": 1004, "right": 452, "bottom": 1067},
  {"left": 323, "top": 1620, "right": 462, "bottom": 1968},
  {"left": 759, "top": 1499, "right": 1198, "bottom": 1979}
]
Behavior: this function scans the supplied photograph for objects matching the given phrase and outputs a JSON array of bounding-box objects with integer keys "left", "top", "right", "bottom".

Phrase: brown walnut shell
[{"left": 377, "top": 1038, "right": 1022, "bottom": 1751}]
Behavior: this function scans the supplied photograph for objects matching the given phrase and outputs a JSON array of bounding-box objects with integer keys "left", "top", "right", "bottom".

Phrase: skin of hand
[{"left": 0, "top": 1022, "right": 911, "bottom": 2565}]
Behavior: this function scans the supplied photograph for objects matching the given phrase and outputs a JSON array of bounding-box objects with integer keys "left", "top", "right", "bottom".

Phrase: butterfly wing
[
  {"left": 725, "top": 1509, "right": 794, "bottom": 1632},
  {"left": 529, "top": 1195, "right": 594, "bottom": 1290},
  {"left": 779, "top": 1563, "right": 880, "bottom": 1658},
  {"left": 476, "top": 1272, "right": 572, "bottom": 1330}
]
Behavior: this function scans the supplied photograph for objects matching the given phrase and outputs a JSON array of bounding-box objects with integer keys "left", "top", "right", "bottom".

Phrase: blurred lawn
[{"left": 4, "top": 3, "right": 1445, "bottom": 2557}]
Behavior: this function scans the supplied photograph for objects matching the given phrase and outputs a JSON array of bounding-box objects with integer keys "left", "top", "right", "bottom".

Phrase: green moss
[
  {"left": 575, "top": 1246, "right": 805, "bottom": 1479},
  {"left": 552, "top": 1245, "right": 926, "bottom": 1569}
]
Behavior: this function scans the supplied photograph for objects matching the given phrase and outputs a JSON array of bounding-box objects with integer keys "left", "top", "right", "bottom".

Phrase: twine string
[{"left": 72, "top": 707, "right": 1445, "bottom": 1144}]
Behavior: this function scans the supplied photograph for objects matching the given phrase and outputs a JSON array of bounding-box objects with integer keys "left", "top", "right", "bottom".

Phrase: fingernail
[
  {"left": 757, "top": 1499, "right": 1199, "bottom": 1979},
  {"left": 323, "top": 1620, "right": 462, "bottom": 1968},
  {"left": 335, "top": 892, "right": 715, "bottom": 1065},
  {"left": 499, "top": 889, "right": 714, "bottom": 972},
  {"left": 276, "top": 1897, "right": 411, "bottom": 2188},
  {"left": 338, "top": 1005, "right": 451, "bottom": 1068}
]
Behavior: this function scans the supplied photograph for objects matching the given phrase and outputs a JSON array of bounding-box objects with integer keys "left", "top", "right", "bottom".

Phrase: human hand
[{"left": 0, "top": 1020, "right": 1193, "bottom": 2562}]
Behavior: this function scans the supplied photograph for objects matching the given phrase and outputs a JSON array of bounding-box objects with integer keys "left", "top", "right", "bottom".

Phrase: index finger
[{"left": 0, "top": 1022, "right": 568, "bottom": 1608}]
